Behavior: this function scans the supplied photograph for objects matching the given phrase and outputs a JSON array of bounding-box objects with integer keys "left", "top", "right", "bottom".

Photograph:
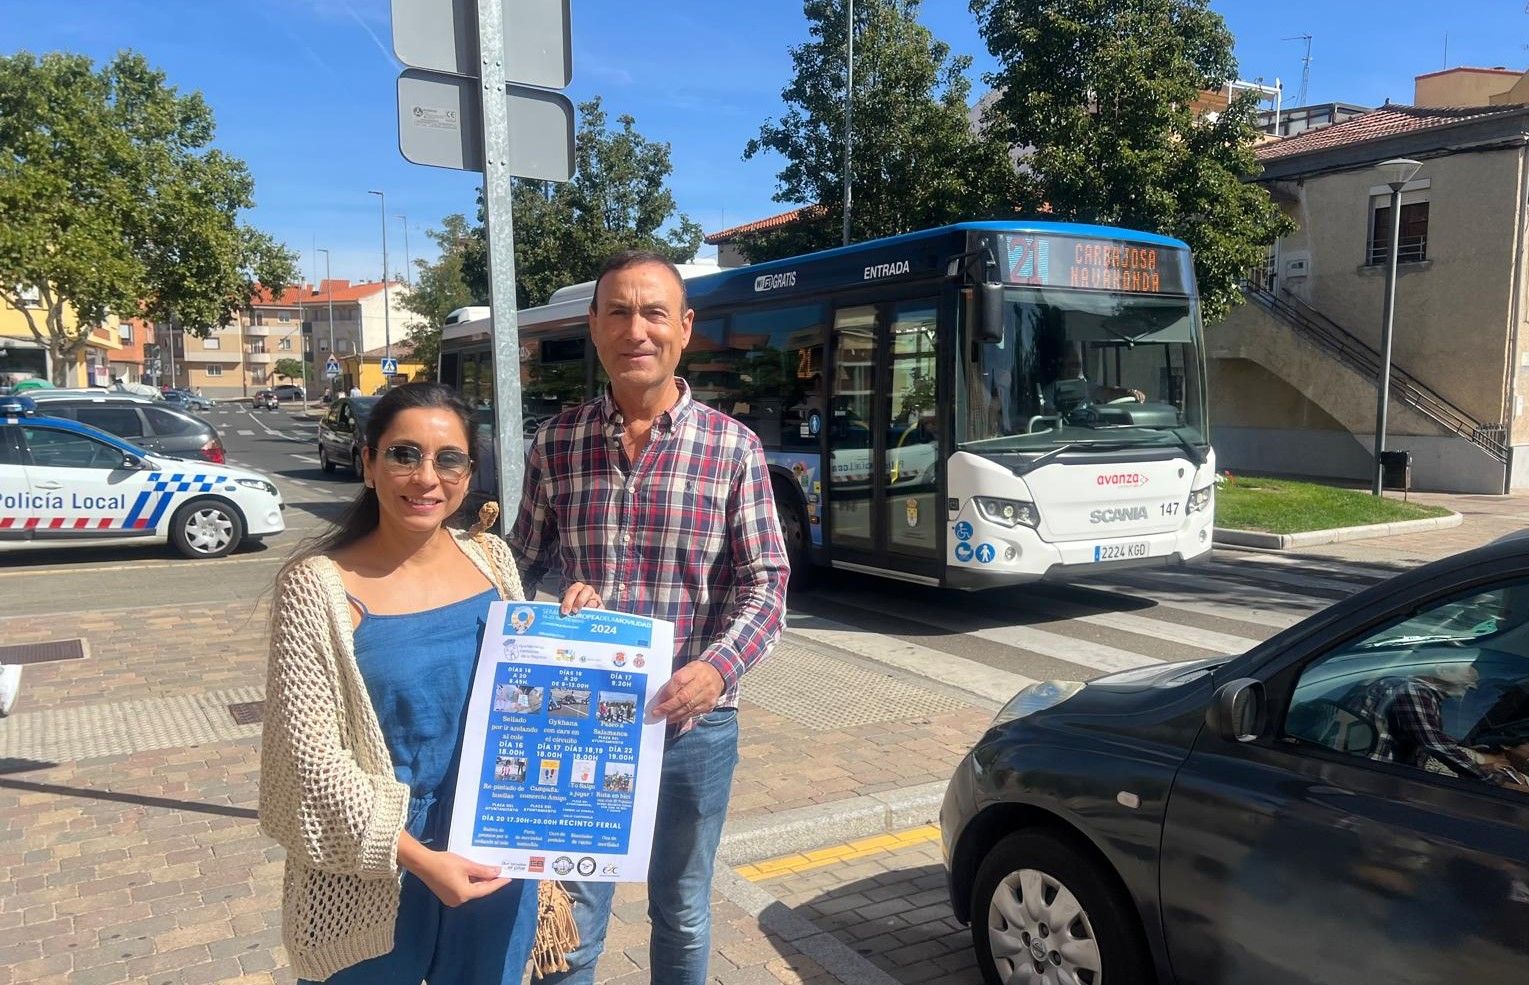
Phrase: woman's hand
[
  {"left": 561, "top": 582, "right": 603, "bottom": 616},
  {"left": 398, "top": 833, "right": 510, "bottom": 907}
]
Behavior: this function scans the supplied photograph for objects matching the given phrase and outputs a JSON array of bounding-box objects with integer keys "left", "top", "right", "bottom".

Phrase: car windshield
[
  {"left": 349, "top": 397, "right": 379, "bottom": 422},
  {"left": 961, "top": 287, "right": 1206, "bottom": 453}
]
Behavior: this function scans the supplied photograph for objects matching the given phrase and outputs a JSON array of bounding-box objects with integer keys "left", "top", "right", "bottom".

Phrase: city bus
[{"left": 439, "top": 221, "right": 1215, "bottom": 588}]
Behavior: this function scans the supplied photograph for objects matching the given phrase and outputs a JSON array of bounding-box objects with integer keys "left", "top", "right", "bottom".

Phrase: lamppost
[
  {"left": 395, "top": 214, "right": 412, "bottom": 288},
  {"left": 317, "top": 248, "right": 337, "bottom": 393},
  {"left": 1371, "top": 157, "right": 1423, "bottom": 496},
  {"left": 368, "top": 189, "right": 392, "bottom": 362}
]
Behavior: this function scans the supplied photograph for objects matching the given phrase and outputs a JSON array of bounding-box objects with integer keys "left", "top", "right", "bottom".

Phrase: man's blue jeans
[{"left": 541, "top": 708, "right": 739, "bottom": 985}]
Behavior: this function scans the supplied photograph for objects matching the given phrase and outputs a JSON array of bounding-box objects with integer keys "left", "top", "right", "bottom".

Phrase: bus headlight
[
  {"left": 1186, "top": 485, "right": 1214, "bottom": 514},
  {"left": 973, "top": 496, "right": 1040, "bottom": 529}
]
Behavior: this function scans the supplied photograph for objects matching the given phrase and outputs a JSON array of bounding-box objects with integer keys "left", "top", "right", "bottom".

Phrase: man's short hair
[{"left": 590, "top": 250, "right": 688, "bottom": 311}]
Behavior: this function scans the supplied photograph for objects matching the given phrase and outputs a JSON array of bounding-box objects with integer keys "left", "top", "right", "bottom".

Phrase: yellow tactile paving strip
[{"left": 735, "top": 824, "right": 942, "bottom": 882}]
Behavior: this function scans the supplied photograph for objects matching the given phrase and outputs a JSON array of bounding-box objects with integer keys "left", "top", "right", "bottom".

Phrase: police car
[{"left": 0, "top": 395, "right": 284, "bottom": 559}]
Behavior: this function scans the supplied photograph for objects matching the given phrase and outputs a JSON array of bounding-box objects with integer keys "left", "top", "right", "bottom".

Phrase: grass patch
[{"left": 1216, "top": 476, "right": 1451, "bottom": 535}]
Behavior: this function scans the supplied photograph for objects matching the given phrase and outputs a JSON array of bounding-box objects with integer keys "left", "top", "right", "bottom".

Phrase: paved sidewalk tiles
[
  {"left": 0, "top": 602, "right": 992, "bottom": 984},
  {"left": 757, "top": 837, "right": 977, "bottom": 985}
]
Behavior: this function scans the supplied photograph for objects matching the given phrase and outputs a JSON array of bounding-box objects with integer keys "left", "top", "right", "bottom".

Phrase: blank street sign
[
  {"left": 391, "top": 0, "right": 572, "bottom": 89},
  {"left": 397, "top": 69, "right": 574, "bottom": 180}
]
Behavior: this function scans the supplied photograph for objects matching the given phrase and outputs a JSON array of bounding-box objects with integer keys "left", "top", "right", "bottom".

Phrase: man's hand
[
  {"left": 651, "top": 661, "right": 726, "bottom": 724},
  {"left": 560, "top": 582, "right": 603, "bottom": 616}
]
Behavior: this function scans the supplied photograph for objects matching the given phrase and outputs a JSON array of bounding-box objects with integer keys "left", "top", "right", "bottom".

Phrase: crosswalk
[
  {"left": 207, "top": 405, "right": 316, "bottom": 444},
  {"left": 784, "top": 553, "right": 1401, "bottom": 701}
]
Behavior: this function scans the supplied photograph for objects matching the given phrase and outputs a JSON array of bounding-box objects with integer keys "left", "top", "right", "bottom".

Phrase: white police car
[{"left": 0, "top": 395, "right": 284, "bottom": 559}]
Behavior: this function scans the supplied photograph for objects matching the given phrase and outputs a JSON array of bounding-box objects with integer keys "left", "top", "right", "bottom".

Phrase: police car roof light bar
[{"left": 0, "top": 395, "right": 37, "bottom": 416}]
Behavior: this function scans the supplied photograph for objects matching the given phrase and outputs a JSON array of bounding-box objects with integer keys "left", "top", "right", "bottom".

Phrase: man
[
  {"left": 512, "top": 250, "right": 790, "bottom": 984},
  {"left": 1353, "top": 662, "right": 1523, "bottom": 785},
  {"left": 1049, "top": 342, "right": 1145, "bottom": 413}
]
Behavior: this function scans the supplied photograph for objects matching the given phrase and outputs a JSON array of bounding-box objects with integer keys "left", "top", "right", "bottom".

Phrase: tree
[
  {"left": 405, "top": 98, "right": 701, "bottom": 367},
  {"left": 274, "top": 357, "right": 306, "bottom": 385},
  {"left": 738, "top": 0, "right": 1020, "bottom": 261},
  {"left": 401, "top": 214, "right": 480, "bottom": 375},
  {"left": 970, "top": 0, "right": 1293, "bottom": 321},
  {"left": 0, "top": 51, "right": 298, "bottom": 384}
]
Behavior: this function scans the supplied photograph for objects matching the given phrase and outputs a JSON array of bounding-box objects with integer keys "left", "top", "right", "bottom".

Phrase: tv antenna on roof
[{"left": 1285, "top": 34, "right": 1313, "bottom": 106}]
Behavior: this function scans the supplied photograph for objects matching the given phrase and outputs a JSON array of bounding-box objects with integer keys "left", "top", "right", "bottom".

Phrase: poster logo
[
  {"left": 509, "top": 607, "right": 537, "bottom": 634},
  {"left": 577, "top": 857, "right": 597, "bottom": 876},
  {"left": 613, "top": 651, "right": 627, "bottom": 667},
  {"left": 552, "top": 856, "right": 574, "bottom": 876},
  {"left": 528, "top": 856, "right": 545, "bottom": 873}
]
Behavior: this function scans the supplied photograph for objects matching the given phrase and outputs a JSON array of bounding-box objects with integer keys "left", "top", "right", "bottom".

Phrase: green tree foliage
[
  {"left": 402, "top": 214, "right": 479, "bottom": 376},
  {"left": 0, "top": 51, "right": 298, "bottom": 383},
  {"left": 970, "top": 0, "right": 1293, "bottom": 320},
  {"left": 739, "top": 0, "right": 1020, "bottom": 262},
  {"left": 274, "top": 357, "right": 306, "bottom": 384},
  {"left": 405, "top": 98, "right": 700, "bottom": 370}
]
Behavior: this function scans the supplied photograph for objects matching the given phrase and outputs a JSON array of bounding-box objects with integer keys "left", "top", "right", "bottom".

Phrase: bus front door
[{"left": 826, "top": 299, "right": 942, "bottom": 583}]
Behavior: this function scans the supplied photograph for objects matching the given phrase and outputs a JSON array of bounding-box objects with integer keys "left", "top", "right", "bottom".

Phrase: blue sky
[{"left": 7, "top": 1, "right": 1529, "bottom": 283}]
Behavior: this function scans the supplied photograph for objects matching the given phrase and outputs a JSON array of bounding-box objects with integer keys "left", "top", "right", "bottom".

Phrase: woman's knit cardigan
[{"left": 258, "top": 530, "right": 525, "bottom": 981}]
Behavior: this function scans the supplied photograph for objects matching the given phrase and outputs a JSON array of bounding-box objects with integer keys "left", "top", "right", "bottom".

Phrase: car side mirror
[
  {"left": 1206, "top": 678, "right": 1266, "bottom": 743},
  {"left": 122, "top": 453, "right": 148, "bottom": 470}
]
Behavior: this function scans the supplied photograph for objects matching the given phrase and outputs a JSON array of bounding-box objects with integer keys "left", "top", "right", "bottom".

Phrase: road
[{"left": 1, "top": 401, "right": 1414, "bottom": 688}]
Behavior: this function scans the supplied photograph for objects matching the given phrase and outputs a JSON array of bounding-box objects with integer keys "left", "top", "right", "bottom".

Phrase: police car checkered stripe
[{"left": 145, "top": 472, "right": 225, "bottom": 493}]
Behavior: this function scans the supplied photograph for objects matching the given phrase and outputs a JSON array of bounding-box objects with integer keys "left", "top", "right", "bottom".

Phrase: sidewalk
[{"left": 0, "top": 603, "right": 992, "bottom": 984}]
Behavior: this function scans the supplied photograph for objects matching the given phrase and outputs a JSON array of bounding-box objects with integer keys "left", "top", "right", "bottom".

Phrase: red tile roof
[
  {"left": 360, "top": 340, "right": 418, "bottom": 360},
  {"left": 297, "top": 280, "right": 405, "bottom": 305},
  {"left": 705, "top": 205, "right": 827, "bottom": 244},
  {"left": 1257, "top": 103, "right": 1529, "bottom": 162}
]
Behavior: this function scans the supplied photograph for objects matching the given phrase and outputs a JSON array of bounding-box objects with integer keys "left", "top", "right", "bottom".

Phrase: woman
[{"left": 258, "top": 382, "right": 583, "bottom": 983}]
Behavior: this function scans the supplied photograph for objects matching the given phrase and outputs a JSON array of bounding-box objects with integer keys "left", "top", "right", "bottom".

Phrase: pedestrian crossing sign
[
  {"left": 380, "top": 357, "right": 399, "bottom": 376},
  {"left": 324, "top": 357, "right": 341, "bottom": 378}
]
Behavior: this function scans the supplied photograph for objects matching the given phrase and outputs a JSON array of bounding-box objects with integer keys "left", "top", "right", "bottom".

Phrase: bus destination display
[{"left": 1001, "top": 233, "right": 1189, "bottom": 295}]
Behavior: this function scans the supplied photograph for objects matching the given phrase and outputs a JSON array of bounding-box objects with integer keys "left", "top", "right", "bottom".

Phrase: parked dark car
[
  {"left": 942, "top": 538, "right": 1529, "bottom": 985},
  {"left": 252, "top": 390, "right": 279, "bottom": 411},
  {"left": 26, "top": 394, "right": 227, "bottom": 464},
  {"left": 317, "top": 396, "right": 378, "bottom": 477}
]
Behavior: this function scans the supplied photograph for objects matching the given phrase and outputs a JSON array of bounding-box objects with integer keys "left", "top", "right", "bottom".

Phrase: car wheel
[
  {"left": 169, "top": 498, "right": 244, "bottom": 559},
  {"left": 351, "top": 450, "right": 364, "bottom": 479},
  {"left": 971, "top": 830, "right": 1151, "bottom": 985},
  {"left": 319, "top": 446, "right": 335, "bottom": 474}
]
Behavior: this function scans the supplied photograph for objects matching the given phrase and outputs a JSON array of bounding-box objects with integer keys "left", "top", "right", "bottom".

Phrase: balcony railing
[{"left": 245, "top": 351, "right": 274, "bottom": 364}]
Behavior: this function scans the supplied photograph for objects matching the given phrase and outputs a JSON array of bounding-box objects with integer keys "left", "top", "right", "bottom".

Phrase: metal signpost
[{"left": 391, "top": 0, "right": 574, "bottom": 527}]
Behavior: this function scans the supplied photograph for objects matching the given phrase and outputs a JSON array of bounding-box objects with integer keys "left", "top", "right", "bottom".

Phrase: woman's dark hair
[{"left": 282, "top": 382, "right": 476, "bottom": 573}]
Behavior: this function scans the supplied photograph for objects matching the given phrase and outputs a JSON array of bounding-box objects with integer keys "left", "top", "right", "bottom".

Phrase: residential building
[
  {"left": 164, "top": 320, "right": 245, "bottom": 399},
  {"left": 0, "top": 287, "right": 122, "bottom": 387},
  {"left": 112, "top": 317, "right": 152, "bottom": 384},
  {"left": 294, "top": 279, "right": 411, "bottom": 392},
  {"left": 1257, "top": 102, "right": 1371, "bottom": 138},
  {"left": 341, "top": 341, "right": 426, "bottom": 396},
  {"left": 1211, "top": 99, "right": 1529, "bottom": 493},
  {"left": 1414, "top": 66, "right": 1524, "bottom": 107}
]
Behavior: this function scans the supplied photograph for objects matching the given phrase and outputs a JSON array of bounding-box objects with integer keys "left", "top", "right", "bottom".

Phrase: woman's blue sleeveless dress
[{"left": 305, "top": 587, "right": 538, "bottom": 985}]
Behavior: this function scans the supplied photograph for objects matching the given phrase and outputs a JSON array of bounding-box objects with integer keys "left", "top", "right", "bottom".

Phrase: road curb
[
  {"left": 718, "top": 780, "right": 947, "bottom": 865},
  {"left": 1214, "top": 511, "right": 1462, "bottom": 550}
]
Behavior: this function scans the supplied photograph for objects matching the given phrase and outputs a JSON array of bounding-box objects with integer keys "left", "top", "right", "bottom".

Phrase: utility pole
[
  {"left": 396, "top": 215, "right": 412, "bottom": 287},
  {"left": 369, "top": 189, "right": 392, "bottom": 361},
  {"left": 842, "top": 0, "right": 854, "bottom": 247}
]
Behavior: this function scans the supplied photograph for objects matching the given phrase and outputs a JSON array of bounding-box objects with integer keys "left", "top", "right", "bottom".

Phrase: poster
[{"left": 447, "top": 601, "right": 674, "bottom": 882}]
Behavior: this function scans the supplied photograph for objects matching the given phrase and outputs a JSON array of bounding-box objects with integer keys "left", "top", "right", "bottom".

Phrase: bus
[{"left": 439, "top": 221, "right": 1215, "bottom": 589}]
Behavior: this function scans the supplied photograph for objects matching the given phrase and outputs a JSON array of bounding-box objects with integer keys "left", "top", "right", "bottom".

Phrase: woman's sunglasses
[{"left": 378, "top": 444, "right": 473, "bottom": 482}]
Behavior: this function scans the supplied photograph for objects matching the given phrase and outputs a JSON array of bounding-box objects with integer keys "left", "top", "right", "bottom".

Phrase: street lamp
[
  {"left": 316, "top": 248, "right": 338, "bottom": 392},
  {"left": 368, "top": 189, "right": 392, "bottom": 362},
  {"left": 395, "top": 214, "right": 412, "bottom": 288},
  {"left": 1371, "top": 157, "right": 1423, "bottom": 496}
]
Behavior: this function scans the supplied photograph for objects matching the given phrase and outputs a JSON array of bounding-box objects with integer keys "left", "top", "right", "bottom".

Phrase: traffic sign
[
  {"left": 391, "top": 0, "right": 571, "bottom": 88},
  {"left": 324, "top": 357, "right": 342, "bottom": 379},
  {"left": 380, "top": 357, "right": 400, "bottom": 376},
  {"left": 397, "top": 71, "right": 574, "bottom": 179}
]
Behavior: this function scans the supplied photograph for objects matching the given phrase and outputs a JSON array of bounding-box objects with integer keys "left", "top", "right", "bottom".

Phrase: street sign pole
[{"left": 476, "top": 0, "right": 525, "bottom": 531}]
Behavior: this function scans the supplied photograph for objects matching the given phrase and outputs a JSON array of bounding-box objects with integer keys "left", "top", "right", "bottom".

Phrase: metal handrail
[{"left": 1240, "top": 281, "right": 1509, "bottom": 463}]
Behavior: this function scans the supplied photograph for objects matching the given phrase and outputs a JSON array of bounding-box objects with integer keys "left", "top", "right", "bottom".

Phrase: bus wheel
[{"left": 772, "top": 479, "right": 815, "bottom": 590}]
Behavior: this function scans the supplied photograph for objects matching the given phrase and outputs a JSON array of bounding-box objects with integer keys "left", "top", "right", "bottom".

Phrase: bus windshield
[{"left": 962, "top": 286, "right": 1206, "bottom": 452}]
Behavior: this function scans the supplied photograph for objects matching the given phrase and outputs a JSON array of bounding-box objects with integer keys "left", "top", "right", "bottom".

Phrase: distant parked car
[
  {"left": 317, "top": 396, "right": 379, "bottom": 477},
  {"left": 271, "top": 384, "right": 306, "bottom": 402},
  {"left": 162, "top": 389, "right": 214, "bottom": 411},
  {"left": 252, "top": 390, "right": 279, "bottom": 411},
  {"left": 26, "top": 393, "right": 227, "bottom": 463}
]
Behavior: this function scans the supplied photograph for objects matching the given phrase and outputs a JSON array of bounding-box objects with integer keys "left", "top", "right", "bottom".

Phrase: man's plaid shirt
[
  {"left": 511, "top": 380, "right": 789, "bottom": 716},
  {"left": 1354, "top": 676, "right": 1488, "bottom": 780}
]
